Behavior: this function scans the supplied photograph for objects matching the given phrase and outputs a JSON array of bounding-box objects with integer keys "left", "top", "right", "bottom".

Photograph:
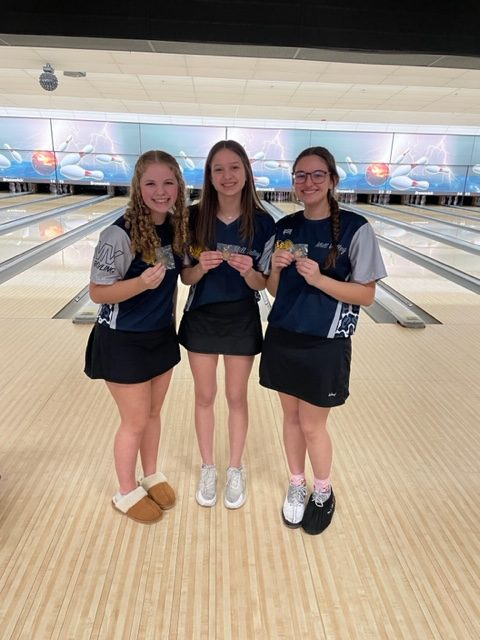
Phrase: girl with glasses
[{"left": 260, "top": 146, "right": 387, "bottom": 535}]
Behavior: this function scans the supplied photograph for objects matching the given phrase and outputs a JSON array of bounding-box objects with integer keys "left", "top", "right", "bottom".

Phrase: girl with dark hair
[
  {"left": 260, "top": 146, "right": 387, "bottom": 535},
  {"left": 85, "top": 150, "right": 189, "bottom": 524},
  {"left": 179, "top": 140, "right": 275, "bottom": 509}
]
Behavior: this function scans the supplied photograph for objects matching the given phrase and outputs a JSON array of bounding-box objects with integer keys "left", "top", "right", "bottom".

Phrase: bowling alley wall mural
[{"left": 1, "top": 115, "right": 480, "bottom": 196}]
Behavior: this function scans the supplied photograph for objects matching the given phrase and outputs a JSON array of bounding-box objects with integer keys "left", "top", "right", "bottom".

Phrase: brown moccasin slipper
[
  {"left": 112, "top": 486, "right": 163, "bottom": 524},
  {"left": 140, "top": 472, "right": 176, "bottom": 510}
]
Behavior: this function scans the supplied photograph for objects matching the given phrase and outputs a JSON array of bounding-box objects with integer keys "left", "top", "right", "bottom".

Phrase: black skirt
[
  {"left": 259, "top": 325, "right": 351, "bottom": 407},
  {"left": 84, "top": 322, "right": 180, "bottom": 384},
  {"left": 178, "top": 297, "right": 263, "bottom": 356}
]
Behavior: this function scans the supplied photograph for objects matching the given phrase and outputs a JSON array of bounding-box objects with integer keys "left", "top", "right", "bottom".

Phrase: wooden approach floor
[{"left": 0, "top": 284, "right": 479, "bottom": 639}]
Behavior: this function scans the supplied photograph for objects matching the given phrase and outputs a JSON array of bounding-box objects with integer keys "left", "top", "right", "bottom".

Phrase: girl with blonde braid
[
  {"left": 260, "top": 146, "right": 387, "bottom": 535},
  {"left": 85, "top": 150, "right": 189, "bottom": 524}
]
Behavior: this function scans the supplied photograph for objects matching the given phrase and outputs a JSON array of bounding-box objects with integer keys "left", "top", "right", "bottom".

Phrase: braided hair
[
  {"left": 124, "top": 150, "right": 189, "bottom": 264},
  {"left": 292, "top": 146, "right": 341, "bottom": 269}
]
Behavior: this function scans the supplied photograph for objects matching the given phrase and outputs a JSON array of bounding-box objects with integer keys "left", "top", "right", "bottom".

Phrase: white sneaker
[
  {"left": 196, "top": 464, "right": 217, "bottom": 507},
  {"left": 282, "top": 482, "right": 307, "bottom": 528},
  {"left": 224, "top": 466, "right": 246, "bottom": 509}
]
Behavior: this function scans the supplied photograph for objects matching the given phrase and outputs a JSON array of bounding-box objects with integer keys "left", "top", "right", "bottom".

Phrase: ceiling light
[{"left": 39, "top": 64, "right": 58, "bottom": 92}]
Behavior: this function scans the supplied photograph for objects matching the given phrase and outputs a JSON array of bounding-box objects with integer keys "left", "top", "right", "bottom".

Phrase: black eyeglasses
[{"left": 292, "top": 170, "right": 330, "bottom": 184}]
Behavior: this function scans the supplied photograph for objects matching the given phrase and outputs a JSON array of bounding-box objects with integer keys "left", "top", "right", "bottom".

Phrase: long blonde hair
[{"left": 124, "top": 150, "right": 189, "bottom": 263}]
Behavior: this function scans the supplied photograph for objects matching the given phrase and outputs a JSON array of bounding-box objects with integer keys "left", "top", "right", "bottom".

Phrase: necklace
[{"left": 218, "top": 212, "right": 239, "bottom": 221}]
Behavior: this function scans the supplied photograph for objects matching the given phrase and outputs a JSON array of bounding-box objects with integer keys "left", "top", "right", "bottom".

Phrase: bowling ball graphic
[
  {"left": 39, "top": 219, "right": 64, "bottom": 239},
  {"left": 365, "top": 163, "right": 389, "bottom": 187},
  {"left": 32, "top": 150, "right": 56, "bottom": 176}
]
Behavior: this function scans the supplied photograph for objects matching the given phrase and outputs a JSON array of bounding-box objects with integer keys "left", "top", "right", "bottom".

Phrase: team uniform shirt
[
  {"left": 183, "top": 205, "right": 276, "bottom": 312},
  {"left": 268, "top": 209, "right": 387, "bottom": 338},
  {"left": 90, "top": 215, "right": 182, "bottom": 332}
]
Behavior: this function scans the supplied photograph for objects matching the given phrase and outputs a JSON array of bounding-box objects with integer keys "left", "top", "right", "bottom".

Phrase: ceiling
[{"left": 1, "top": 39, "right": 480, "bottom": 131}]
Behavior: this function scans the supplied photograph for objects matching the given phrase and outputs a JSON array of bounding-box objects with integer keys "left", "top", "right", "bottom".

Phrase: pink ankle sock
[
  {"left": 313, "top": 476, "right": 331, "bottom": 494},
  {"left": 291, "top": 473, "right": 306, "bottom": 486}
]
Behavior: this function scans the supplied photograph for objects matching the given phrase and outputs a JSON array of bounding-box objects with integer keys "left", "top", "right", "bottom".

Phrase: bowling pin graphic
[
  {"left": 392, "top": 155, "right": 429, "bottom": 179},
  {"left": 96, "top": 154, "right": 124, "bottom": 165},
  {"left": 59, "top": 144, "right": 95, "bottom": 168},
  {"left": 391, "top": 164, "right": 413, "bottom": 178},
  {"left": 60, "top": 165, "right": 104, "bottom": 180},
  {"left": 425, "top": 165, "right": 451, "bottom": 175},
  {"left": 0, "top": 153, "right": 11, "bottom": 169},
  {"left": 471, "top": 165, "right": 480, "bottom": 175},
  {"left": 411, "top": 180, "right": 429, "bottom": 190},
  {"left": 390, "top": 176, "right": 429, "bottom": 191},
  {"left": 393, "top": 148, "right": 410, "bottom": 164},
  {"left": 57, "top": 135, "right": 73, "bottom": 152},
  {"left": 345, "top": 156, "right": 358, "bottom": 175},
  {"left": 390, "top": 176, "right": 415, "bottom": 190},
  {"left": 179, "top": 150, "right": 195, "bottom": 170},
  {"left": 3, "top": 143, "right": 22, "bottom": 163},
  {"left": 336, "top": 165, "right": 346, "bottom": 181},
  {"left": 60, "top": 153, "right": 81, "bottom": 168},
  {"left": 264, "top": 160, "right": 281, "bottom": 170},
  {"left": 254, "top": 176, "right": 270, "bottom": 187},
  {"left": 251, "top": 151, "right": 265, "bottom": 163}
]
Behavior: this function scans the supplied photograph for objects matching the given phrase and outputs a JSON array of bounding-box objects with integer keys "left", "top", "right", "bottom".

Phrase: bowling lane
[
  {"left": 0, "top": 197, "right": 125, "bottom": 263},
  {"left": 266, "top": 201, "right": 299, "bottom": 216},
  {"left": 379, "top": 245, "right": 480, "bottom": 324},
  {"left": 376, "top": 204, "right": 480, "bottom": 231},
  {"left": 362, "top": 216, "right": 480, "bottom": 278},
  {"left": 0, "top": 229, "right": 101, "bottom": 319},
  {"left": 0, "top": 197, "right": 128, "bottom": 319},
  {"left": 0, "top": 194, "right": 93, "bottom": 225},
  {"left": 0, "top": 191, "right": 34, "bottom": 201},
  {"left": 428, "top": 204, "right": 480, "bottom": 220},
  {"left": 0, "top": 192, "right": 66, "bottom": 214},
  {"left": 357, "top": 203, "right": 480, "bottom": 248}
]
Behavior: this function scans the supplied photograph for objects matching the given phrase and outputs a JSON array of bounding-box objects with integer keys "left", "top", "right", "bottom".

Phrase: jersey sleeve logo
[{"left": 93, "top": 241, "right": 124, "bottom": 274}]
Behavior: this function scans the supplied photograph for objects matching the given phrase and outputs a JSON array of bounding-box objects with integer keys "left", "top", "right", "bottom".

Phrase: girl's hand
[
  {"left": 140, "top": 262, "right": 167, "bottom": 289},
  {"left": 295, "top": 257, "right": 322, "bottom": 286},
  {"left": 199, "top": 250, "right": 223, "bottom": 272},
  {"left": 227, "top": 253, "right": 254, "bottom": 277},
  {"left": 271, "top": 248, "right": 294, "bottom": 272}
]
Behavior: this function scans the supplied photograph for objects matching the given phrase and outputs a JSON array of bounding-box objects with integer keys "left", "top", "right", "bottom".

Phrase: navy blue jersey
[
  {"left": 267, "top": 209, "right": 387, "bottom": 338},
  {"left": 183, "top": 205, "right": 275, "bottom": 311},
  {"left": 89, "top": 215, "right": 182, "bottom": 332}
]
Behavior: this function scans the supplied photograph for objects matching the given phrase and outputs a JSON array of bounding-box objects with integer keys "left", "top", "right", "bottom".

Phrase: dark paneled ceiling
[{"left": 1, "top": 1, "right": 478, "bottom": 58}]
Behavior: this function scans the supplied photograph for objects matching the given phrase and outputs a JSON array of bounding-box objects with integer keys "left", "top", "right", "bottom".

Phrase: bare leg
[
  {"left": 279, "top": 392, "right": 306, "bottom": 475},
  {"left": 224, "top": 354, "right": 254, "bottom": 468},
  {"left": 188, "top": 352, "right": 218, "bottom": 464},
  {"left": 298, "top": 401, "right": 332, "bottom": 480},
  {"left": 106, "top": 380, "right": 151, "bottom": 494},
  {"left": 139, "top": 369, "right": 173, "bottom": 477}
]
